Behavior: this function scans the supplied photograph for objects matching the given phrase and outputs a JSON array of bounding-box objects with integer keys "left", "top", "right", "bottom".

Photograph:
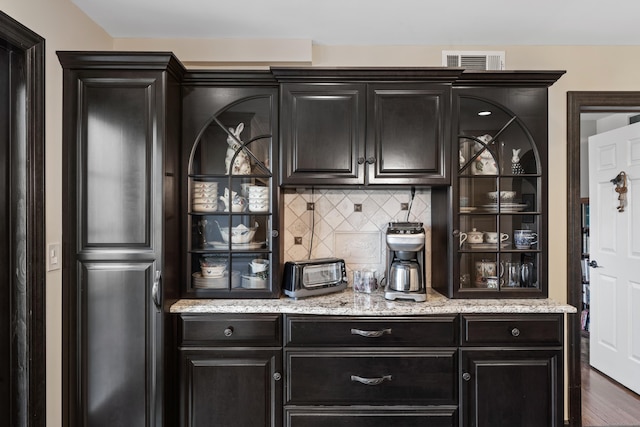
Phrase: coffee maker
[{"left": 384, "top": 222, "right": 426, "bottom": 302}]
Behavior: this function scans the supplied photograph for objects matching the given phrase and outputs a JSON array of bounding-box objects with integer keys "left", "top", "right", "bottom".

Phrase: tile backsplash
[{"left": 282, "top": 188, "right": 432, "bottom": 287}]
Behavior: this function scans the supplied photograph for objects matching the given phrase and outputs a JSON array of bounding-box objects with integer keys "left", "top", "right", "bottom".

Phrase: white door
[{"left": 588, "top": 122, "right": 640, "bottom": 394}]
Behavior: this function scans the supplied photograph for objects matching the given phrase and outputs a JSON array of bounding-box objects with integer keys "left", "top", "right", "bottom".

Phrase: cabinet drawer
[
  {"left": 179, "top": 314, "right": 281, "bottom": 347},
  {"left": 285, "top": 407, "right": 457, "bottom": 427},
  {"left": 461, "top": 314, "right": 562, "bottom": 346},
  {"left": 285, "top": 315, "right": 458, "bottom": 347},
  {"left": 285, "top": 349, "right": 457, "bottom": 405}
]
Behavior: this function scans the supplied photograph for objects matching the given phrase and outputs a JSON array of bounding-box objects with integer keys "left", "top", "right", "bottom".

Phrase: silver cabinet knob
[
  {"left": 223, "top": 327, "right": 234, "bottom": 337},
  {"left": 273, "top": 372, "right": 282, "bottom": 381},
  {"left": 511, "top": 327, "right": 520, "bottom": 337},
  {"left": 462, "top": 372, "right": 471, "bottom": 381}
]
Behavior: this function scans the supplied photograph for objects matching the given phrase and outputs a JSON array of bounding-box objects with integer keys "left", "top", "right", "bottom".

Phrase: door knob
[{"left": 589, "top": 260, "right": 602, "bottom": 268}]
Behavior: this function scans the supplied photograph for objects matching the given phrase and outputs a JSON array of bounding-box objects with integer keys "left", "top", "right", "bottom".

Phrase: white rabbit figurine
[
  {"left": 511, "top": 148, "right": 525, "bottom": 174},
  {"left": 224, "top": 122, "right": 251, "bottom": 175}
]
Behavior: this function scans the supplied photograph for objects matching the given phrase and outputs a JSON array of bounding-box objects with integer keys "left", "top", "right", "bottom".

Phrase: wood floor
[{"left": 581, "top": 336, "right": 640, "bottom": 426}]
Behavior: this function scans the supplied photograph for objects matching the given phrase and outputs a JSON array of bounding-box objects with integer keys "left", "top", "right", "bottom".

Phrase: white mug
[{"left": 485, "top": 232, "right": 509, "bottom": 244}]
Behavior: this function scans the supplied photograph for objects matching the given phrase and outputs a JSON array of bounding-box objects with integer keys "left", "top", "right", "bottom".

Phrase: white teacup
[
  {"left": 250, "top": 258, "right": 269, "bottom": 273},
  {"left": 484, "top": 232, "right": 509, "bottom": 244}
]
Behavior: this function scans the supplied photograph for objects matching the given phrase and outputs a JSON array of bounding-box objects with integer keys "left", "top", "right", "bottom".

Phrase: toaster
[{"left": 282, "top": 258, "right": 348, "bottom": 299}]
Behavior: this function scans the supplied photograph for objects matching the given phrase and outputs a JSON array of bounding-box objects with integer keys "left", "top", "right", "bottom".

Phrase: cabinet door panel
[
  {"left": 280, "top": 83, "right": 366, "bottom": 185},
  {"left": 462, "top": 349, "right": 562, "bottom": 427},
  {"left": 81, "top": 261, "right": 156, "bottom": 427},
  {"left": 82, "top": 80, "right": 154, "bottom": 247},
  {"left": 367, "top": 84, "right": 449, "bottom": 185},
  {"left": 181, "top": 350, "right": 282, "bottom": 427}
]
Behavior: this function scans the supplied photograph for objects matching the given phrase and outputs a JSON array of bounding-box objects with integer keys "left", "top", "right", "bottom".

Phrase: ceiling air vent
[{"left": 442, "top": 51, "right": 505, "bottom": 70}]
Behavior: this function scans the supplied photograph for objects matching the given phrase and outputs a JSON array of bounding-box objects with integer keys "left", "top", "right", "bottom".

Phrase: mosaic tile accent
[{"left": 283, "top": 188, "right": 432, "bottom": 286}]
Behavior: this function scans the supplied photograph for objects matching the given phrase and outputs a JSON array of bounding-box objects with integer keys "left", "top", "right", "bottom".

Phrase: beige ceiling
[{"left": 72, "top": 0, "right": 640, "bottom": 46}]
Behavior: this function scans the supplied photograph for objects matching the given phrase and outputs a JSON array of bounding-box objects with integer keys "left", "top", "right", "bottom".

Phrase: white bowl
[
  {"left": 241, "top": 274, "right": 267, "bottom": 289},
  {"left": 193, "top": 197, "right": 217, "bottom": 204},
  {"left": 217, "top": 223, "right": 258, "bottom": 244},
  {"left": 487, "top": 191, "right": 516, "bottom": 201},
  {"left": 192, "top": 181, "right": 218, "bottom": 189},
  {"left": 193, "top": 188, "right": 217, "bottom": 196},
  {"left": 201, "top": 264, "right": 226, "bottom": 277},
  {"left": 249, "top": 204, "right": 269, "bottom": 213},
  {"left": 193, "top": 203, "right": 218, "bottom": 212}
]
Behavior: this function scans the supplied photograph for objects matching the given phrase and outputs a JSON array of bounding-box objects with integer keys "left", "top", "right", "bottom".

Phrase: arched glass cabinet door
[
  {"left": 186, "top": 93, "right": 277, "bottom": 297},
  {"left": 456, "top": 95, "right": 542, "bottom": 295}
]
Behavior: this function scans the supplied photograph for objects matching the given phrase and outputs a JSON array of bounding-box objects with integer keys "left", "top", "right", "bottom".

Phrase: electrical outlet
[
  {"left": 400, "top": 203, "right": 409, "bottom": 210},
  {"left": 47, "top": 243, "right": 61, "bottom": 271},
  {"left": 307, "top": 202, "right": 315, "bottom": 210}
]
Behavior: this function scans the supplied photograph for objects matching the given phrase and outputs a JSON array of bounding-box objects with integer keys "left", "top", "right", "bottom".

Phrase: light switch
[{"left": 48, "top": 243, "right": 61, "bottom": 271}]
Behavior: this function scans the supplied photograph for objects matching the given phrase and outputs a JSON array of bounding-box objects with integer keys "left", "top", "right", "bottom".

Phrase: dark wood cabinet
[
  {"left": 275, "top": 68, "right": 459, "bottom": 186},
  {"left": 365, "top": 83, "right": 450, "bottom": 185},
  {"left": 181, "top": 73, "right": 281, "bottom": 298},
  {"left": 177, "top": 312, "right": 565, "bottom": 427},
  {"left": 178, "top": 314, "right": 283, "bottom": 426},
  {"left": 283, "top": 314, "right": 459, "bottom": 425},
  {"left": 460, "top": 314, "right": 564, "bottom": 427},
  {"left": 280, "top": 83, "right": 365, "bottom": 185},
  {"left": 58, "top": 52, "right": 185, "bottom": 426},
  {"left": 431, "top": 71, "right": 565, "bottom": 299}
]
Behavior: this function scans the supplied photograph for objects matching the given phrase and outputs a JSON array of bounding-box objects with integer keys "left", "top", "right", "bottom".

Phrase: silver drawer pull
[
  {"left": 350, "top": 328, "right": 392, "bottom": 338},
  {"left": 511, "top": 327, "right": 521, "bottom": 337},
  {"left": 350, "top": 374, "right": 392, "bottom": 386}
]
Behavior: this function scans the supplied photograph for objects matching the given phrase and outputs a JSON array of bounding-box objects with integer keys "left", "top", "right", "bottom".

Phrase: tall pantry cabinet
[{"left": 58, "top": 52, "right": 185, "bottom": 427}]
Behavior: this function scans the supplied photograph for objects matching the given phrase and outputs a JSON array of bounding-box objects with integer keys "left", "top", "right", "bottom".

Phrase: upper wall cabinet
[
  {"left": 274, "top": 68, "right": 462, "bottom": 187},
  {"left": 431, "top": 71, "right": 565, "bottom": 299},
  {"left": 181, "top": 72, "right": 280, "bottom": 298}
]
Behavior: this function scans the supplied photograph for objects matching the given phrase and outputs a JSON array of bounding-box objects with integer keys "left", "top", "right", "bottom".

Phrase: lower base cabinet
[
  {"left": 178, "top": 314, "right": 283, "bottom": 427},
  {"left": 461, "top": 349, "right": 562, "bottom": 427},
  {"left": 460, "top": 314, "right": 564, "bottom": 427},
  {"left": 177, "top": 312, "right": 564, "bottom": 427}
]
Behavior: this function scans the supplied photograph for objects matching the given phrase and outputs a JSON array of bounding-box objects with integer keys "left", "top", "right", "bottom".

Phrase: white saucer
[
  {"left": 207, "top": 241, "right": 266, "bottom": 250},
  {"left": 468, "top": 242, "right": 510, "bottom": 250}
]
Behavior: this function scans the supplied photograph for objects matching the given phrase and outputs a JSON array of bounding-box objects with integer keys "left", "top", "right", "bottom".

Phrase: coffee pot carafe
[{"left": 384, "top": 222, "right": 426, "bottom": 302}]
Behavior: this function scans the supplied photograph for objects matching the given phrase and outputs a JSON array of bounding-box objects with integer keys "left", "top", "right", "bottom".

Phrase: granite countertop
[{"left": 170, "top": 288, "right": 577, "bottom": 316}]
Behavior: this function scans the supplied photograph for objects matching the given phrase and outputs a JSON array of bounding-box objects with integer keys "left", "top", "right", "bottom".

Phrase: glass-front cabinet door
[
  {"left": 182, "top": 84, "right": 279, "bottom": 298},
  {"left": 453, "top": 86, "right": 548, "bottom": 298}
]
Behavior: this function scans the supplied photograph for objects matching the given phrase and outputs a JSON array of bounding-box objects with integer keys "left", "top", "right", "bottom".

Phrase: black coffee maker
[{"left": 384, "top": 222, "right": 426, "bottom": 302}]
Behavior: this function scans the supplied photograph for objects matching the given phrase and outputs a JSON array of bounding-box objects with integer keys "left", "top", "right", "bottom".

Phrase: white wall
[{"left": 6, "top": 1, "right": 640, "bottom": 424}]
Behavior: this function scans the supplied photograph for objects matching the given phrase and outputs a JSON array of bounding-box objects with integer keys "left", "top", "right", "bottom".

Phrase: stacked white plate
[
  {"left": 192, "top": 270, "right": 240, "bottom": 289},
  {"left": 482, "top": 202, "right": 528, "bottom": 213},
  {"left": 192, "top": 181, "right": 218, "bottom": 212},
  {"left": 247, "top": 185, "right": 269, "bottom": 212}
]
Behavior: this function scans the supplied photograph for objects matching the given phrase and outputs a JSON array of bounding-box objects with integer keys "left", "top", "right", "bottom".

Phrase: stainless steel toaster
[{"left": 282, "top": 258, "right": 347, "bottom": 299}]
